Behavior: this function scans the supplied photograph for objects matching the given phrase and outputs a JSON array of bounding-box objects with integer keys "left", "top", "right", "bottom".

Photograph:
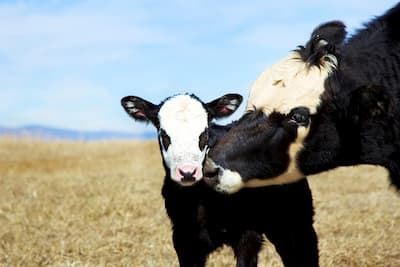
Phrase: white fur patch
[
  {"left": 158, "top": 95, "right": 208, "bottom": 183},
  {"left": 215, "top": 169, "right": 244, "bottom": 194},
  {"left": 226, "top": 104, "right": 238, "bottom": 111},
  {"left": 205, "top": 158, "right": 244, "bottom": 194},
  {"left": 128, "top": 107, "right": 140, "bottom": 114},
  {"left": 246, "top": 51, "right": 335, "bottom": 115},
  {"left": 125, "top": 102, "right": 135, "bottom": 108},
  {"left": 234, "top": 51, "right": 336, "bottom": 188}
]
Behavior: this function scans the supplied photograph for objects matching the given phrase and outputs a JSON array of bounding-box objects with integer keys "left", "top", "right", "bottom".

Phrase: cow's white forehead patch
[{"left": 247, "top": 51, "right": 336, "bottom": 115}]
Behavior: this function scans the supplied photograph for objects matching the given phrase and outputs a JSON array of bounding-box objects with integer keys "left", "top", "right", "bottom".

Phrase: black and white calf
[
  {"left": 121, "top": 93, "right": 319, "bottom": 267},
  {"left": 206, "top": 3, "right": 400, "bottom": 193}
]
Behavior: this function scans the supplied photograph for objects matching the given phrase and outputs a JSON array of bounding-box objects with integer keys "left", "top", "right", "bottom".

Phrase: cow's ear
[
  {"left": 299, "top": 21, "right": 346, "bottom": 67},
  {"left": 121, "top": 96, "right": 159, "bottom": 126},
  {"left": 206, "top": 94, "right": 243, "bottom": 119}
]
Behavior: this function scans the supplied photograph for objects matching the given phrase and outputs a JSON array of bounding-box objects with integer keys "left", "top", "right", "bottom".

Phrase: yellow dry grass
[{"left": 0, "top": 138, "right": 399, "bottom": 267}]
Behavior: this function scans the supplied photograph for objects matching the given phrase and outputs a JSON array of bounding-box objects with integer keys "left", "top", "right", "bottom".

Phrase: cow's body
[
  {"left": 302, "top": 6, "right": 400, "bottom": 183},
  {"left": 206, "top": 3, "right": 400, "bottom": 193},
  {"left": 121, "top": 94, "right": 319, "bottom": 266}
]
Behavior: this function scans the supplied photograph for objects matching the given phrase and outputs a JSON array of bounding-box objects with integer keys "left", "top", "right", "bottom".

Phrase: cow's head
[
  {"left": 121, "top": 93, "right": 242, "bottom": 186},
  {"left": 205, "top": 21, "right": 347, "bottom": 193}
]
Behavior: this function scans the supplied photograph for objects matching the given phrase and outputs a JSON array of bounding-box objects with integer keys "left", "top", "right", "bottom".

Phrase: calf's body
[
  {"left": 121, "top": 94, "right": 319, "bottom": 266},
  {"left": 163, "top": 174, "right": 318, "bottom": 267}
]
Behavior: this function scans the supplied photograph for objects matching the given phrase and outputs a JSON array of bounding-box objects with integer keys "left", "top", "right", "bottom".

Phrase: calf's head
[{"left": 121, "top": 93, "right": 242, "bottom": 186}]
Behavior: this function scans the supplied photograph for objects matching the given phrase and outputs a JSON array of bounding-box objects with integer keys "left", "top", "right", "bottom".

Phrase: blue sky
[{"left": 1, "top": 0, "right": 398, "bottom": 133}]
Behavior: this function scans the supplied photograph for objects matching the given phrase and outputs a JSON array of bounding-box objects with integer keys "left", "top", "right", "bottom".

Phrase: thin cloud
[
  {"left": 11, "top": 78, "right": 146, "bottom": 132},
  {"left": 0, "top": 2, "right": 174, "bottom": 70},
  {"left": 0, "top": 0, "right": 399, "bottom": 132}
]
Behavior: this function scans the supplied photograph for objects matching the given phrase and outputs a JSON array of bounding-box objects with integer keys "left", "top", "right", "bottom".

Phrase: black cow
[
  {"left": 205, "top": 3, "right": 400, "bottom": 194},
  {"left": 121, "top": 93, "right": 319, "bottom": 267}
]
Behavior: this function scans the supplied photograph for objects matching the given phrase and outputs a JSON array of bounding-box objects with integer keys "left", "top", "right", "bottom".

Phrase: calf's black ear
[
  {"left": 299, "top": 21, "right": 346, "bottom": 67},
  {"left": 121, "top": 96, "right": 159, "bottom": 126},
  {"left": 206, "top": 94, "right": 243, "bottom": 119}
]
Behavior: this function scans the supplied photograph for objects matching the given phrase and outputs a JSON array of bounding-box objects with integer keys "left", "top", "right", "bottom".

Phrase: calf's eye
[
  {"left": 160, "top": 129, "right": 171, "bottom": 149},
  {"left": 199, "top": 129, "right": 208, "bottom": 150}
]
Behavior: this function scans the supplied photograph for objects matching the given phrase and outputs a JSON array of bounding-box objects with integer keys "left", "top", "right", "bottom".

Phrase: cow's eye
[
  {"left": 288, "top": 107, "right": 310, "bottom": 126},
  {"left": 160, "top": 129, "right": 171, "bottom": 149},
  {"left": 199, "top": 129, "right": 208, "bottom": 150}
]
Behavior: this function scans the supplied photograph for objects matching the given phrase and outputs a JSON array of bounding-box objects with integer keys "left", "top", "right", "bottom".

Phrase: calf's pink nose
[{"left": 176, "top": 165, "right": 199, "bottom": 181}]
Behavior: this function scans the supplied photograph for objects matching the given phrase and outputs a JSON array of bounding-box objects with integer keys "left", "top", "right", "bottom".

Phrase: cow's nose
[
  {"left": 203, "top": 164, "right": 221, "bottom": 187},
  {"left": 204, "top": 167, "right": 220, "bottom": 179}
]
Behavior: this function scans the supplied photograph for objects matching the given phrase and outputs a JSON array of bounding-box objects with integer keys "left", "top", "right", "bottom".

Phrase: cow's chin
[
  {"left": 203, "top": 159, "right": 245, "bottom": 194},
  {"left": 204, "top": 158, "right": 307, "bottom": 194},
  {"left": 213, "top": 169, "right": 245, "bottom": 194},
  {"left": 207, "top": 166, "right": 306, "bottom": 194}
]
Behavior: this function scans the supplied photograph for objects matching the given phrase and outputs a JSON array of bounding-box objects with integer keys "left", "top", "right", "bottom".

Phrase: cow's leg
[
  {"left": 265, "top": 223, "right": 319, "bottom": 267},
  {"left": 232, "top": 231, "right": 263, "bottom": 267},
  {"left": 385, "top": 158, "right": 400, "bottom": 190},
  {"left": 172, "top": 230, "right": 210, "bottom": 267},
  {"left": 263, "top": 179, "right": 319, "bottom": 267}
]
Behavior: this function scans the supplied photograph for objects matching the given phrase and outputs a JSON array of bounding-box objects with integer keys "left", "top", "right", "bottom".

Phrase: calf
[
  {"left": 206, "top": 3, "right": 400, "bottom": 194},
  {"left": 121, "top": 93, "right": 319, "bottom": 267}
]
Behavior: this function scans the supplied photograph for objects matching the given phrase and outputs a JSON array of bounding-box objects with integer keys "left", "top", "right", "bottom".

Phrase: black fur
[
  {"left": 162, "top": 159, "right": 319, "bottom": 267},
  {"left": 160, "top": 119, "right": 318, "bottom": 266},
  {"left": 299, "top": 3, "right": 400, "bottom": 189},
  {"left": 208, "top": 3, "right": 400, "bottom": 190},
  {"left": 208, "top": 111, "right": 297, "bottom": 181},
  {"left": 121, "top": 94, "right": 319, "bottom": 266}
]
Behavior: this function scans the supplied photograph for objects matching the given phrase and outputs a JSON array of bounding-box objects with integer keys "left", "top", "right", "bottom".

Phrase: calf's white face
[
  {"left": 158, "top": 95, "right": 208, "bottom": 185},
  {"left": 121, "top": 93, "right": 242, "bottom": 187}
]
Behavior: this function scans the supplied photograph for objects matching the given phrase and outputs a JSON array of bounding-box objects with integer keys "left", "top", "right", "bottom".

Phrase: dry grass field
[{"left": 0, "top": 137, "right": 399, "bottom": 267}]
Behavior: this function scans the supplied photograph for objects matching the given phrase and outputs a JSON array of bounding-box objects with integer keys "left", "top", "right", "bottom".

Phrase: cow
[
  {"left": 121, "top": 93, "right": 319, "bottom": 267},
  {"left": 204, "top": 3, "right": 400, "bottom": 194}
]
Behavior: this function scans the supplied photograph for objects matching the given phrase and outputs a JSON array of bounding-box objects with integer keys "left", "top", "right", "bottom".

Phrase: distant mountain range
[{"left": 0, "top": 125, "right": 156, "bottom": 141}]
